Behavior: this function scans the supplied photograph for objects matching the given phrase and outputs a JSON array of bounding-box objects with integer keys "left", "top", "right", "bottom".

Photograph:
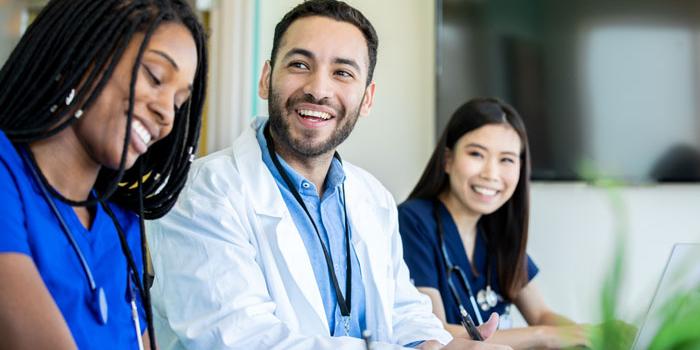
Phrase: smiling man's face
[{"left": 259, "top": 15, "right": 375, "bottom": 158}]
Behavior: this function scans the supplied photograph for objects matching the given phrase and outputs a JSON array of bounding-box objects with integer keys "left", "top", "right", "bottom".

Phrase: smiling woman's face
[
  {"left": 73, "top": 22, "right": 198, "bottom": 170},
  {"left": 444, "top": 123, "right": 523, "bottom": 217}
]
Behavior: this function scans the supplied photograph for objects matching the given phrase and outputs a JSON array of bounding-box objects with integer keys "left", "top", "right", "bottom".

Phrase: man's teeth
[
  {"left": 473, "top": 186, "right": 497, "bottom": 196},
  {"left": 298, "top": 109, "right": 331, "bottom": 120},
  {"left": 133, "top": 120, "right": 152, "bottom": 145}
]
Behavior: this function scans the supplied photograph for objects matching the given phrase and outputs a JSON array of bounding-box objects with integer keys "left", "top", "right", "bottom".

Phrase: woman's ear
[{"left": 443, "top": 148, "right": 453, "bottom": 175}]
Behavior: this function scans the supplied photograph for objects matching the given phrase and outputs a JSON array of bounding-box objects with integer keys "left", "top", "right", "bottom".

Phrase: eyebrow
[
  {"left": 149, "top": 49, "right": 179, "bottom": 71},
  {"left": 147, "top": 49, "right": 193, "bottom": 92},
  {"left": 283, "top": 48, "right": 314, "bottom": 61},
  {"left": 283, "top": 48, "right": 362, "bottom": 72},
  {"left": 334, "top": 57, "right": 361, "bottom": 73},
  {"left": 465, "top": 143, "right": 520, "bottom": 157}
]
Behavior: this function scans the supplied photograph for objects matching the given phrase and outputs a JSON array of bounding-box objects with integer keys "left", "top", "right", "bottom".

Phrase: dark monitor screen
[{"left": 437, "top": 0, "right": 700, "bottom": 182}]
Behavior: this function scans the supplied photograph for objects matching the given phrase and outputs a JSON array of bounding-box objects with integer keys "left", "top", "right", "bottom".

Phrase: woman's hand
[
  {"left": 538, "top": 324, "right": 591, "bottom": 349},
  {"left": 419, "top": 313, "right": 513, "bottom": 350}
]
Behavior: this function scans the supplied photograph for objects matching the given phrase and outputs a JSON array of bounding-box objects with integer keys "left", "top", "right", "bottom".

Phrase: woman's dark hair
[
  {"left": 0, "top": 0, "right": 207, "bottom": 219},
  {"left": 270, "top": 0, "right": 378, "bottom": 85},
  {"left": 0, "top": 0, "right": 208, "bottom": 347},
  {"left": 408, "top": 97, "right": 531, "bottom": 301}
]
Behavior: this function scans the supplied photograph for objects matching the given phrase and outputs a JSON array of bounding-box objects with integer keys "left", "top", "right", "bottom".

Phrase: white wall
[{"left": 529, "top": 183, "right": 700, "bottom": 324}]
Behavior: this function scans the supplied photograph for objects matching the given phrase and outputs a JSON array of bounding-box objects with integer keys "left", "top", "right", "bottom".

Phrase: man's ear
[
  {"left": 359, "top": 81, "right": 376, "bottom": 117},
  {"left": 258, "top": 60, "right": 272, "bottom": 100}
]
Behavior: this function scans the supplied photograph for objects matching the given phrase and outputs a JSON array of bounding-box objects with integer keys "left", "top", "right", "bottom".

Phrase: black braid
[
  {"left": 99, "top": 1, "right": 208, "bottom": 220},
  {"left": 0, "top": 0, "right": 208, "bottom": 216},
  {"left": 0, "top": 0, "right": 209, "bottom": 348},
  {"left": 9, "top": 18, "right": 136, "bottom": 141},
  {"left": 10, "top": 1, "right": 107, "bottom": 116}
]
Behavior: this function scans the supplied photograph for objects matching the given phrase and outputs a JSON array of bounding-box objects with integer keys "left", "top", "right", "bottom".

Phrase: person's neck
[
  {"left": 29, "top": 127, "right": 100, "bottom": 202},
  {"left": 438, "top": 191, "right": 481, "bottom": 243},
  {"left": 271, "top": 132, "right": 334, "bottom": 197}
]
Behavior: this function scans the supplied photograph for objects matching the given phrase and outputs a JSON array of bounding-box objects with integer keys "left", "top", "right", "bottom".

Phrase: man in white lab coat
[{"left": 147, "top": 1, "right": 511, "bottom": 349}]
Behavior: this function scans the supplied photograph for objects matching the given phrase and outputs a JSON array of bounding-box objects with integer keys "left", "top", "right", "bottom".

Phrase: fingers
[
  {"left": 556, "top": 325, "right": 591, "bottom": 347},
  {"left": 477, "top": 312, "right": 500, "bottom": 340},
  {"left": 444, "top": 338, "right": 513, "bottom": 350}
]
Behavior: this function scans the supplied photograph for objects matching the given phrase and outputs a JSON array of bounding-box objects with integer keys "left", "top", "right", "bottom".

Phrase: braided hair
[{"left": 0, "top": 0, "right": 208, "bottom": 347}]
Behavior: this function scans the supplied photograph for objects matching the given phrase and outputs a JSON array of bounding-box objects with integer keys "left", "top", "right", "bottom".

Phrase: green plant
[{"left": 580, "top": 166, "right": 700, "bottom": 350}]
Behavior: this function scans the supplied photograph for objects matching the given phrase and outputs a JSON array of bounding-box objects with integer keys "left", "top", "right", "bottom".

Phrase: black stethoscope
[
  {"left": 263, "top": 124, "right": 354, "bottom": 336},
  {"left": 20, "top": 148, "right": 146, "bottom": 350},
  {"left": 433, "top": 200, "right": 500, "bottom": 325}
]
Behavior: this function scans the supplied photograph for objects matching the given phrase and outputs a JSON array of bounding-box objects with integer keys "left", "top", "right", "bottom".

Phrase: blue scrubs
[
  {"left": 398, "top": 198, "right": 539, "bottom": 326},
  {"left": 0, "top": 131, "right": 147, "bottom": 349}
]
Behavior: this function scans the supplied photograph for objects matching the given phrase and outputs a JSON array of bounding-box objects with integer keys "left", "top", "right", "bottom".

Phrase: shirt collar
[{"left": 256, "top": 121, "right": 346, "bottom": 197}]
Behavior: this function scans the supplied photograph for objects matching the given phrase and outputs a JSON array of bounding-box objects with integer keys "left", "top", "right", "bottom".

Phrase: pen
[{"left": 459, "top": 305, "right": 483, "bottom": 341}]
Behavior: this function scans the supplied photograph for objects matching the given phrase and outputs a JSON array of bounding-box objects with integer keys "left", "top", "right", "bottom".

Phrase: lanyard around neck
[{"left": 263, "top": 124, "right": 352, "bottom": 318}]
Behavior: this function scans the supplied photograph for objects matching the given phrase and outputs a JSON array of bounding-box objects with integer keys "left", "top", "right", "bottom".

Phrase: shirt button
[{"left": 302, "top": 182, "right": 310, "bottom": 189}]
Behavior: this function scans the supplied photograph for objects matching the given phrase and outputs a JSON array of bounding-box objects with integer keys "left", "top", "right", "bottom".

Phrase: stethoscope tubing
[
  {"left": 433, "top": 200, "right": 485, "bottom": 325},
  {"left": 22, "top": 150, "right": 99, "bottom": 291}
]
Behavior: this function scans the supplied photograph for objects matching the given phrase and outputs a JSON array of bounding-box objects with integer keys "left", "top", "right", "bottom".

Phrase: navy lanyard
[
  {"left": 263, "top": 124, "right": 352, "bottom": 319},
  {"left": 433, "top": 200, "right": 487, "bottom": 325}
]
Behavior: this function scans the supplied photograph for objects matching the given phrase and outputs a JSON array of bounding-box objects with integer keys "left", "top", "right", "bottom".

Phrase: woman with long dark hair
[
  {"left": 399, "top": 98, "right": 588, "bottom": 349},
  {"left": 0, "top": 1, "right": 207, "bottom": 348}
]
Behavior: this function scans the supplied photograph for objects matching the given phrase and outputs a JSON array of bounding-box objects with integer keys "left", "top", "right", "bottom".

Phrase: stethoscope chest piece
[
  {"left": 90, "top": 287, "right": 109, "bottom": 325},
  {"left": 476, "top": 285, "right": 498, "bottom": 311}
]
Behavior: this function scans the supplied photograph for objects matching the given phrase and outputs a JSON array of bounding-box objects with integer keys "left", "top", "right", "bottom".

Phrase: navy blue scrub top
[
  {"left": 0, "top": 131, "right": 147, "bottom": 349},
  {"left": 398, "top": 198, "right": 539, "bottom": 326}
]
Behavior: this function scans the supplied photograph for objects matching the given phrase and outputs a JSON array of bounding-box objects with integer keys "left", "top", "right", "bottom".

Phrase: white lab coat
[{"left": 147, "top": 117, "right": 452, "bottom": 349}]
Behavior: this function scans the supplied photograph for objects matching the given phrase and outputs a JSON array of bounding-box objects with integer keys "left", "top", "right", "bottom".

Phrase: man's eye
[
  {"left": 289, "top": 62, "right": 309, "bottom": 70},
  {"left": 336, "top": 70, "right": 353, "bottom": 78}
]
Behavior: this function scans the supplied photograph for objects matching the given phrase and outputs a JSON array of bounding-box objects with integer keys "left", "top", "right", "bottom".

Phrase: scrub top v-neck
[
  {"left": 0, "top": 131, "right": 147, "bottom": 348},
  {"left": 398, "top": 198, "right": 539, "bottom": 325}
]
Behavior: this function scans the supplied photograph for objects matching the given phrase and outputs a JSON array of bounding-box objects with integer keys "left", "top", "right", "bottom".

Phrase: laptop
[{"left": 632, "top": 243, "right": 700, "bottom": 349}]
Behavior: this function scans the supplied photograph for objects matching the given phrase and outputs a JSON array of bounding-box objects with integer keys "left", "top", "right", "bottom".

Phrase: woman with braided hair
[{"left": 0, "top": 0, "right": 207, "bottom": 348}]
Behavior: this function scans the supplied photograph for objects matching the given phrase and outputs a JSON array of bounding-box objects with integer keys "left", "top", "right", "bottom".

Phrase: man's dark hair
[{"left": 270, "top": 0, "right": 378, "bottom": 85}]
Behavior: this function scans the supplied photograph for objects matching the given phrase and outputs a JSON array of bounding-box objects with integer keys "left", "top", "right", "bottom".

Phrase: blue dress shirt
[{"left": 256, "top": 123, "right": 367, "bottom": 338}]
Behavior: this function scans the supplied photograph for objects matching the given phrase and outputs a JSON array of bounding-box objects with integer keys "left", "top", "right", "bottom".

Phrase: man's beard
[{"left": 268, "top": 89, "right": 362, "bottom": 158}]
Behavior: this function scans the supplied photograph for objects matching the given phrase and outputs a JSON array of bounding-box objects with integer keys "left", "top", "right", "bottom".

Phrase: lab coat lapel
[
  {"left": 344, "top": 174, "right": 393, "bottom": 334},
  {"left": 232, "top": 119, "right": 329, "bottom": 332}
]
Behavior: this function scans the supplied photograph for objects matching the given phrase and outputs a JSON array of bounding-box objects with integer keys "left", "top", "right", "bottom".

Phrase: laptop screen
[{"left": 633, "top": 243, "right": 700, "bottom": 349}]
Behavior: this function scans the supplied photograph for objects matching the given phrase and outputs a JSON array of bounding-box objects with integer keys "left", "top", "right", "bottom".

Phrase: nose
[
  {"left": 480, "top": 157, "right": 500, "bottom": 182},
  {"left": 302, "top": 69, "right": 333, "bottom": 101},
  {"left": 148, "top": 91, "right": 176, "bottom": 137}
]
